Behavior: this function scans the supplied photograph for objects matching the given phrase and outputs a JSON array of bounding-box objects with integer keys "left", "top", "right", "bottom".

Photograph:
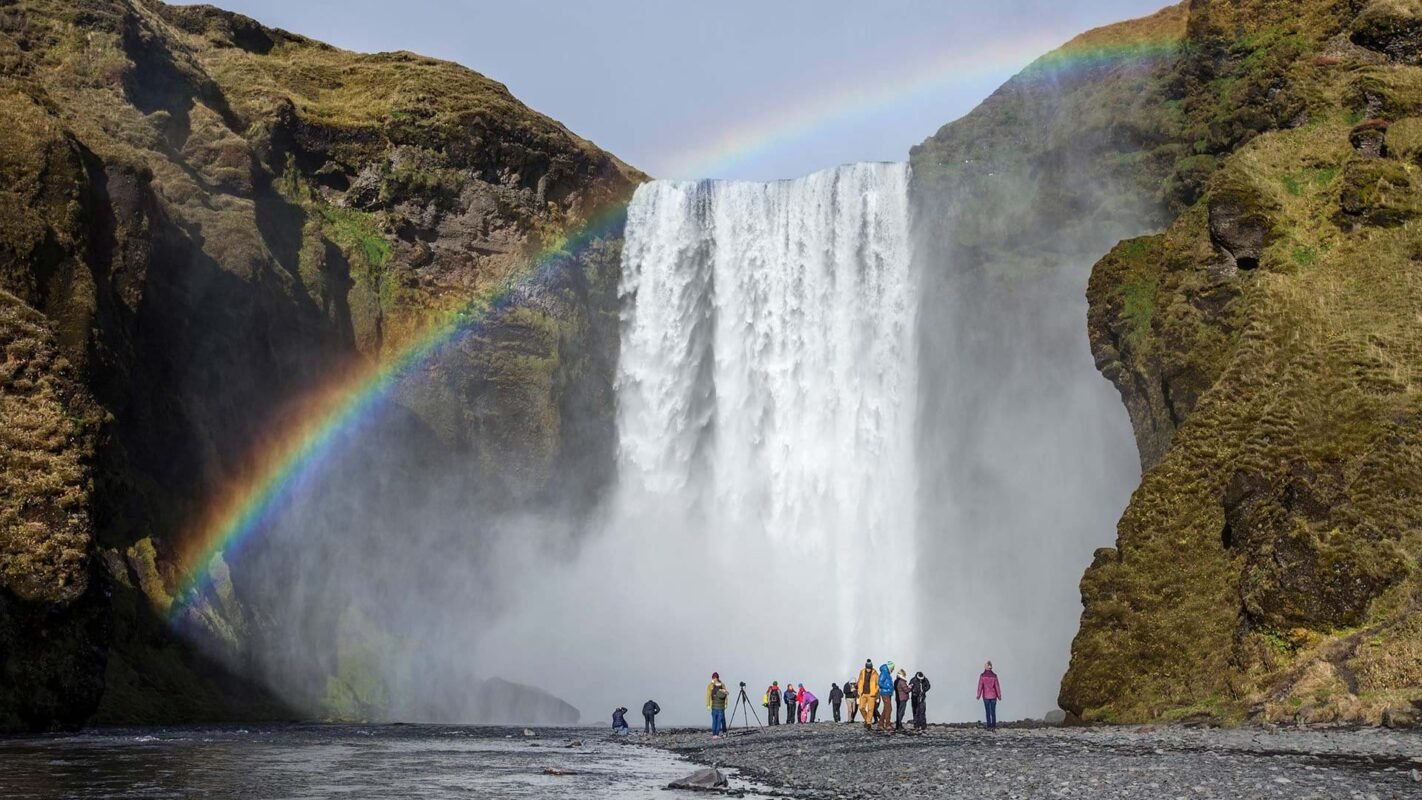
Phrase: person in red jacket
[{"left": 976, "top": 661, "right": 1002, "bottom": 730}]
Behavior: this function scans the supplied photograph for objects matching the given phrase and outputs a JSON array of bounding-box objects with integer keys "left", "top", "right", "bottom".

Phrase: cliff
[
  {"left": 915, "top": 0, "right": 1421, "bottom": 726},
  {"left": 1065, "top": 0, "right": 1422, "bottom": 727},
  {"left": 0, "top": 0, "right": 639, "bottom": 731}
]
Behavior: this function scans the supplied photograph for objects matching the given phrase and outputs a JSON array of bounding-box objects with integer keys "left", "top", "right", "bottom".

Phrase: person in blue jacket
[
  {"left": 876, "top": 662, "right": 895, "bottom": 732},
  {"left": 784, "top": 683, "right": 798, "bottom": 726}
]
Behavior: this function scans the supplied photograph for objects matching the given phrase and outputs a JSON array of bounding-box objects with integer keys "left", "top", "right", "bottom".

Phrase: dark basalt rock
[
  {"left": 1207, "top": 178, "right": 1277, "bottom": 271},
  {"left": 1351, "top": 0, "right": 1422, "bottom": 64},
  {"left": 1349, "top": 118, "right": 1391, "bottom": 157},
  {"left": 668, "top": 768, "right": 729, "bottom": 791}
]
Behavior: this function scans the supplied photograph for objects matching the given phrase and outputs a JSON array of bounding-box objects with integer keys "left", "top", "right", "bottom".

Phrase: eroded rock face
[
  {"left": 0, "top": 292, "right": 108, "bottom": 731},
  {"left": 1065, "top": 0, "right": 1422, "bottom": 726},
  {"left": 1207, "top": 178, "right": 1277, "bottom": 271},
  {"left": 1349, "top": 118, "right": 1391, "bottom": 157},
  {"left": 0, "top": 0, "right": 640, "bottom": 730},
  {"left": 1351, "top": 0, "right": 1422, "bottom": 64}
]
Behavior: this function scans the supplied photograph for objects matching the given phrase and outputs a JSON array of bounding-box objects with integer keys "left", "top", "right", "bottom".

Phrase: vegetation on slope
[{"left": 1064, "top": 0, "right": 1422, "bottom": 726}]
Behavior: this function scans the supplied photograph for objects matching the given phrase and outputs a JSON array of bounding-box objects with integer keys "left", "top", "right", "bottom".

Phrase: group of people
[
  {"left": 612, "top": 699, "right": 664, "bottom": 734},
  {"left": 841, "top": 660, "right": 932, "bottom": 732},
  {"left": 617, "top": 662, "right": 1004, "bottom": 738},
  {"left": 759, "top": 681, "right": 821, "bottom": 725}
]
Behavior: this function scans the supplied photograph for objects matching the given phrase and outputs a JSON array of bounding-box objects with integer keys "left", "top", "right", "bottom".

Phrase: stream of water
[{"left": 0, "top": 725, "right": 766, "bottom": 799}]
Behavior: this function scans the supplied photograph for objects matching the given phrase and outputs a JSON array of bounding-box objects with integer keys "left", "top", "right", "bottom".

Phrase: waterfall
[
  {"left": 472, "top": 163, "right": 919, "bottom": 722},
  {"left": 615, "top": 162, "right": 919, "bottom": 666}
]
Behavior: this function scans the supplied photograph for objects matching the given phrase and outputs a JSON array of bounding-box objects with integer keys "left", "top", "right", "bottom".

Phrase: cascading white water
[
  {"left": 616, "top": 162, "right": 920, "bottom": 670},
  {"left": 473, "top": 163, "right": 920, "bottom": 722}
]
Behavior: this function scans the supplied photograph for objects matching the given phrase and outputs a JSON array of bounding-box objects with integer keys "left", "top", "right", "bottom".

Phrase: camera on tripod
[{"left": 729, "top": 680, "right": 762, "bottom": 730}]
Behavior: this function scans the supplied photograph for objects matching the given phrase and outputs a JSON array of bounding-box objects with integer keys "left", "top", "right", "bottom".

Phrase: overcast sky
[{"left": 192, "top": 0, "right": 1171, "bottom": 180}]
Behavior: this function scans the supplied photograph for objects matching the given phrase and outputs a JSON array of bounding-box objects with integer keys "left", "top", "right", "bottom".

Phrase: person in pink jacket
[
  {"left": 976, "top": 661, "right": 1002, "bottom": 730},
  {"left": 797, "top": 685, "right": 818, "bottom": 723}
]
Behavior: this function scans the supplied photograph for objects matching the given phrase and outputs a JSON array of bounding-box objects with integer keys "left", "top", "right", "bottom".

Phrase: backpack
[{"left": 768, "top": 687, "right": 781, "bottom": 705}]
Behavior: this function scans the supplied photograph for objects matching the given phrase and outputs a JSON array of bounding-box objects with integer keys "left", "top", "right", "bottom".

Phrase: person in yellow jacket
[{"left": 855, "top": 660, "right": 878, "bottom": 730}]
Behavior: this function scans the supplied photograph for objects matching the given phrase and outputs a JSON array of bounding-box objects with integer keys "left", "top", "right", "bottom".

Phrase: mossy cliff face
[
  {"left": 0, "top": 0, "right": 639, "bottom": 730},
  {"left": 1062, "top": 0, "right": 1422, "bottom": 726},
  {"left": 0, "top": 290, "right": 107, "bottom": 730}
]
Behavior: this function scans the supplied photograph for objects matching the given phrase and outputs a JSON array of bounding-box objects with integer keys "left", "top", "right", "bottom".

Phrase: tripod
[{"left": 729, "top": 682, "right": 763, "bottom": 730}]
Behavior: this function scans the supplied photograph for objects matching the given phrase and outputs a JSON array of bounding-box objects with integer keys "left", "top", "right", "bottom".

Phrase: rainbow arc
[{"left": 169, "top": 21, "right": 1184, "bottom": 614}]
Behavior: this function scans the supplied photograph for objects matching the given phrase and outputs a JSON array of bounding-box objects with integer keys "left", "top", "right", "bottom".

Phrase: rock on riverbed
[{"left": 639, "top": 723, "right": 1422, "bottom": 799}]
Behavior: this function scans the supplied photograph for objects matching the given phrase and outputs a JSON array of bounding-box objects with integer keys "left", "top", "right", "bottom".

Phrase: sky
[{"left": 191, "top": 0, "right": 1170, "bottom": 180}]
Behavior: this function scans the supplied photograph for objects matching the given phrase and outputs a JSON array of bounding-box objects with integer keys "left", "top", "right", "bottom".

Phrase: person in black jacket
[
  {"left": 642, "top": 699, "right": 661, "bottom": 734},
  {"left": 829, "top": 682, "right": 844, "bottom": 722},
  {"left": 764, "top": 682, "right": 782, "bottom": 725},
  {"left": 844, "top": 680, "right": 859, "bottom": 723},
  {"left": 910, "top": 671, "right": 931, "bottom": 731},
  {"left": 612, "top": 707, "right": 630, "bottom": 734}
]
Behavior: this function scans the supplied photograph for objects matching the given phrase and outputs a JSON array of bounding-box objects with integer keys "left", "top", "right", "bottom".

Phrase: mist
[
  {"left": 182, "top": 140, "right": 1149, "bottom": 727},
  {"left": 913, "top": 250, "right": 1141, "bottom": 721}
]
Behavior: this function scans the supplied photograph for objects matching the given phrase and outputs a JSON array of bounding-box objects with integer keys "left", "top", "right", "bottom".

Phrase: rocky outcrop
[
  {"left": 1351, "top": 0, "right": 1422, "bottom": 64},
  {"left": 0, "top": 0, "right": 639, "bottom": 730},
  {"left": 0, "top": 291, "right": 107, "bottom": 731},
  {"left": 912, "top": 0, "right": 1422, "bottom": 726},
  {"left": 1063, "top": 0, "right": 1422, "bottom": 725}
]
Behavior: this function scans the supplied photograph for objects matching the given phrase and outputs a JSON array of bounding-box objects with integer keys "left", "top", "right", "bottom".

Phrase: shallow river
[{"left": 0, "top": 725, "right": 764, "bottom": 799}]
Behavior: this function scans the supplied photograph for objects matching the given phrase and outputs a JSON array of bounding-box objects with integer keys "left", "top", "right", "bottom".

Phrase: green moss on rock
[
  {"left": 0, "top": 290, "right": 98, "bottom": 605},
  {"left": 1066, "top": 2, "right": 1422, "bottom": 724}
]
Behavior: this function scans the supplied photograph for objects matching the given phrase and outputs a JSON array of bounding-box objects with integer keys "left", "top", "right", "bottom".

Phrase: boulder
[
  {"left": 1381, "top": 704, "right": 1419, "bottom": 728},
  {"left": 1043, "top": 709, "right": 1068, "bottom": 725},
  {"left": 1349, "top": 118, "right": 1391, "bottom": 157},
  {"left": 1207, "top": 177, "right": 1277, "bottom": 270},
  {"left": 1351, "top": 0, "right": 1422, "bottom": 64},
  {"left": 1338, "top": 158, "right": 1419, "bottom": 228},
  {"left": 668, "top": 768, "right": 730, "bottom": 791}
]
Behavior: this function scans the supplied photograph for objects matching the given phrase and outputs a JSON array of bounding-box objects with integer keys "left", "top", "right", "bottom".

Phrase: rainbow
[
  {"left": 663, "top": 13, "right": 1185, "bottom": 178},
  {"left": 168, "top": 204, "right": 627, "bottom": 614},
  {"left": 168, "top": 15, "right": 1186, "bottom": 614}
]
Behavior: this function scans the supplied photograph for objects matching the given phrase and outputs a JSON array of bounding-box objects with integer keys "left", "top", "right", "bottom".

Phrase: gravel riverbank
[{"left": 637, "top": 722, "right": 1422, "bottom": 799}]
